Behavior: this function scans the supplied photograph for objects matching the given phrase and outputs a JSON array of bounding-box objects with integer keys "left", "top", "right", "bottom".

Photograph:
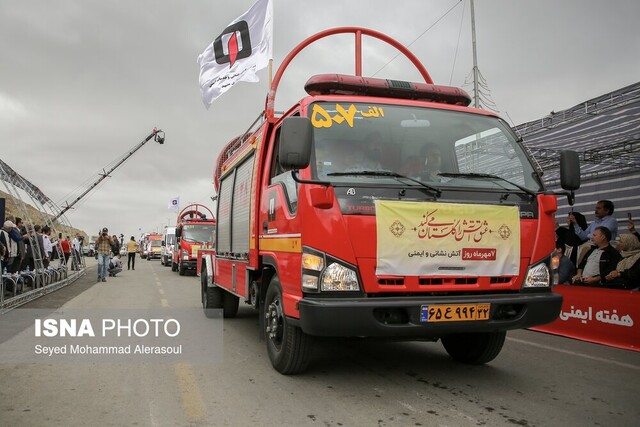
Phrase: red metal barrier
[{"left": 531, "top": 285, "right": 639, "bottom": 352}]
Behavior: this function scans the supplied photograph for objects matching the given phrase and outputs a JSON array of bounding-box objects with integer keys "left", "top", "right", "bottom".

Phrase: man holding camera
[
  {"left": 571, "top": 226, "right": 621, "bottom": 287},
  {"left": 95, "top": 228, "right": 114, "bottom": 282}
]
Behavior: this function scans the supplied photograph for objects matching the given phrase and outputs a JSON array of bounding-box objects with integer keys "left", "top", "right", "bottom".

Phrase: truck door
[{"left": 259, "top": 119, "right": 301, "bottom": 259}]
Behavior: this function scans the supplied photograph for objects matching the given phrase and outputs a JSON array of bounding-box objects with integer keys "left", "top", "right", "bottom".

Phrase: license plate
[{"left": 420, "top": 303, "right": 491, "bottom": 322}]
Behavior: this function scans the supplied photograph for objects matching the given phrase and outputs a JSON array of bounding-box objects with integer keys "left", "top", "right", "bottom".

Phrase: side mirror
[
  {"left": 175, "top": 227, "right": 182, "bottom": 238},
  {"left": 279, "top": 117, "right": 313, "bottom": 170},
  {"left": 161, "top": 240, "right": 165, "bottom": 246},
  {"left": 559, "top": 150, "right": 581, "bottom": 205}
]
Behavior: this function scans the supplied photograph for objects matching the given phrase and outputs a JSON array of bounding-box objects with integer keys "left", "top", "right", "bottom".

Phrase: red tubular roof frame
[
  {"left": 265, "top": 27, "right": 433, "bottom": 122},
  {"left": 177, "top": 204, "right": 215, "bottom": 223}
]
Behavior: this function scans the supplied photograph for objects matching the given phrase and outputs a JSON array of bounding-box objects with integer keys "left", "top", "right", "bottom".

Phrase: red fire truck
[
  {"left": 199, "top": 28, "right": 581, "bottom": 374},
  {"left": 172, "top": 204, "right": 216, "bottom": 276},
  {"left": 145, "top": 233, "right": 163, "bottom": 260}
]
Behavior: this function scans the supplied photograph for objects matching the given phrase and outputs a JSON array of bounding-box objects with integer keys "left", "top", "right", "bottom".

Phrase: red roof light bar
[{"left": 304, "top": 74, "right": 472, "bottom": 106}]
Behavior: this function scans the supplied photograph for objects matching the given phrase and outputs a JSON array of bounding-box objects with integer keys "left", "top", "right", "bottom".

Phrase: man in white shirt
[
  {"left": 571, "top": 226, "right": 622, "bottom": 286},
  {"left": 108, "top": 254, "right": 123, "bottom": 277},
  {"left": 71, "top": 234, "right": 82, "bottom": 270},
  {"left": 42, "top": 226, "right": 53, "bottom": 267}
]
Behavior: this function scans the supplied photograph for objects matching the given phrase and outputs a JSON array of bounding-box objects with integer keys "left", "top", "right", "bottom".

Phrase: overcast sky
[{"left": 1, "top": 0, "right": 639, "bottom": 240}]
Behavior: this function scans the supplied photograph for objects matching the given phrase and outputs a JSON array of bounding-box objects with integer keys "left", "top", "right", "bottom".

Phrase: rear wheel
[
  {"left": 264, "top": 277, "right": 312, "bottom": 374},
  {"left": 222, "top": 292, "right": 239, "bottom": 318},
  {"left": 441, "top": 331, "right": 506, "bottom": 365},
  {"left": 202, "top": 269, "right": 223, "bottom": 318}
]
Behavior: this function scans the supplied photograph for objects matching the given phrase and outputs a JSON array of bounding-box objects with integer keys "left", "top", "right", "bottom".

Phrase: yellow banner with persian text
[{"left": 375, "top": 201, "right": 520, "bottom": 276}]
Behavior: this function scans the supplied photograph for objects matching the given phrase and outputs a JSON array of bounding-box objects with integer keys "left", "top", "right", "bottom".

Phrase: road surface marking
[
  {"left": 161, "top": 299, "right": 169, "bottom": 307},
  {"left": 158, "top": 289, "right": 165, "bottom": 295},
  {"left": 507, "top": 337, "right": 640, "bottom": 370},
  {"left": 175, "top": 363, "right": 206, "bottom": 421}
]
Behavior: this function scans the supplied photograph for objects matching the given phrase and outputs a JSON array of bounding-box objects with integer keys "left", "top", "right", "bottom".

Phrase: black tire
[
  {"left": 202, "top": 269, "right": 223, "bottom": 319},
  {"left": 222, "top": 292, "right": 239, "bottom": 318},
  {"left": 200, "top": 263, "right": 237, "bottom": 318},
  {"left": 441, "top": 331, "right": 506, "bottom": 365},
  {"left": 171, "top": 259, "right": 177, "bottom": 272},
  {"left": 178, "top": 260, "right": 185, "bottom": 276},
  {"left": 264, "top": 277, "right": 312, "bottom": 374}
]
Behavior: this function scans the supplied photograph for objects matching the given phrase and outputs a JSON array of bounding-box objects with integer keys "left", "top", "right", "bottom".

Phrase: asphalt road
[{"left": 1, "top": 256, "right": 638, "bottom": 427}]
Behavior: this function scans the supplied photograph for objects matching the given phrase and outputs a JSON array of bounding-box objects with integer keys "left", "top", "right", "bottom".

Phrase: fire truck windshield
[
  {"left": 183, "top": 224, "right": 216, "bottom": 243},
  {"left": 309, "top": 102, "right": 543, "bottom": 193}
]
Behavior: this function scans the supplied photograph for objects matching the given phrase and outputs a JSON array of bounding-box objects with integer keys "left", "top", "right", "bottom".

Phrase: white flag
[
  {"left": 168, "top": 197, "right": 180, "bottom": 212},
  {"left": 197, "top": 0, "right": 273, "bottom": 108}
]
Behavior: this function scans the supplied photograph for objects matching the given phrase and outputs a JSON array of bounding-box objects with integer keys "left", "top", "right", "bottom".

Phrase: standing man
[
  {"left": 10, "top": 218, "right": 26, "bottom": 274},
  {"left": 96, "top": 228, "right": 113, "bottom": 282},
  {"left": 568, "top": 200, "right": 618, "bottom": 243},
  {"left": 126, "top": 236, "right": 137, "bottom": 270},
  {"left": 71, "top": 234, "right": 81, "bottom": 270},
  {"left": 0, "top": 220, "right": 18, "bottom": 273},
  {"left": 41, "top": 226, "right": 53, "bottom": 267}
]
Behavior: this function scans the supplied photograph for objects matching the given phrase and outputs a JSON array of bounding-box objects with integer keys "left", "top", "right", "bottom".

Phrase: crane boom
[{"left": 53, "top": 128, "right": 165, "bottom": 222}]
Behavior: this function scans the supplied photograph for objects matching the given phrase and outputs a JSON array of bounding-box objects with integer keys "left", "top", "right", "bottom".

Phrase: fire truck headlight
[
  {"left": 182, "top": 249, "right": 189, "bottom": 261},
  {"left": 524, "top": 261, "right": 551, "bottom": 288},
  {"left": 301, "top": 253, "right": 324, "bottom": 292},
  {"left": 302, "top": 274, "right": 319, "bottom": 291},
  {"left": 302, "top": 253, "right": 324, "bottom": 271},
  {"left": 320, "top": 263, "right": 360, "bottom": 291}
]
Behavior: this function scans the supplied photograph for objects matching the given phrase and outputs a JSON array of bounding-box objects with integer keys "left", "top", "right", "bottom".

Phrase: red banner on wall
[{"left": 531, "top": 285, "right": 639, "bottom": 352}]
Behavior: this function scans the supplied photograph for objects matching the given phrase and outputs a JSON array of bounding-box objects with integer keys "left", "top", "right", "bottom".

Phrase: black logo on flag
[{"left": 214, "top": 21, "right": 252, "bottom": 68}]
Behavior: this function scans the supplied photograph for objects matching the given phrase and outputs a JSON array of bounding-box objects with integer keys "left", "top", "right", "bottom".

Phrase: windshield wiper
[
  {"left": 438, "top": 172, "right": 536, "bottom": 197},
  {"left": 327, "top": 170, "right": 441, "bottom": 197}
]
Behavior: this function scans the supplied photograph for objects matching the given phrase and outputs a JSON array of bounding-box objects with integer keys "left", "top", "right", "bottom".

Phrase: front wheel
[
  {"left": 264, "top": 278, "right": 312, "bottom": 374},
  {"left": 171, "top": 259, "right": 177, "bottom": 272},
  {"left": 178, "top": 260, "right": 186, "bottom": 276},
  {"left": 441, "top": 331, "right": 506, "bottom": 365}
]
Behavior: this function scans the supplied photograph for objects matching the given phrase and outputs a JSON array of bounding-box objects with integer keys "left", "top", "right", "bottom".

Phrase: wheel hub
[{"left": 265, "top": 299, "right": 283, "bottom": 343}]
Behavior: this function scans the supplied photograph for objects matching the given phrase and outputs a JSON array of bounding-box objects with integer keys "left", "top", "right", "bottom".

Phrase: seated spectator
[
  {"left": 604, "top": 233, "right": 640, "bottom": 289},
  {"left": 555, "top": 243, "right": 576, "bottom": 284},
  {"left": 628, "top": 217, "right": 640, "bottom": 242},
  {"left": 571, "top": 226, "right": 622, "bottom": 286},
  {"left": 556, "top": 211, "right": 587, "bottom": 266},
  {"left": 568, "top": 200, "right": 618, "bottom": 243},
  {"left": 108, "top": 254, "right": 123, "bottom": 277}
]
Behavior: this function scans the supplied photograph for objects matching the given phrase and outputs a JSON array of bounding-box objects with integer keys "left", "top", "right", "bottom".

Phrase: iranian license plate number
[{"left": 420, "top": 303, "right": 491, "bottom": 322}]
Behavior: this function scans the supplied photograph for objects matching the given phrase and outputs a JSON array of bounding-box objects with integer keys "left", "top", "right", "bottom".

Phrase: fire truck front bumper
[{"left": 295, "top": 292, "right": 562, "bottom": 337}]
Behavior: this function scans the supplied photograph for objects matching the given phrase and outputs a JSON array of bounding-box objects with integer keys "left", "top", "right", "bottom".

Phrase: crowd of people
[
  {"left": 0, "top": 216, "right": 88, "bottom": 295},
  {"left": 0, "top": 217, "right": 141, "bottom": 295},
  {"left": 0, "top": 217, "right": 87, "bottom": 272},
  {"left": 555, "top": 200, "right": 640, "bottom": 290}
]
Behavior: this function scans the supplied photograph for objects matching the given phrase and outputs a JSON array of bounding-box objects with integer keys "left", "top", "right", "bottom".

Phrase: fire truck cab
[
  {"left": 173, "top": 204, "right": 216, "bottom": 276},
  {"left": 200, "top": 28, "right": 581, "bottom": 374}
]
